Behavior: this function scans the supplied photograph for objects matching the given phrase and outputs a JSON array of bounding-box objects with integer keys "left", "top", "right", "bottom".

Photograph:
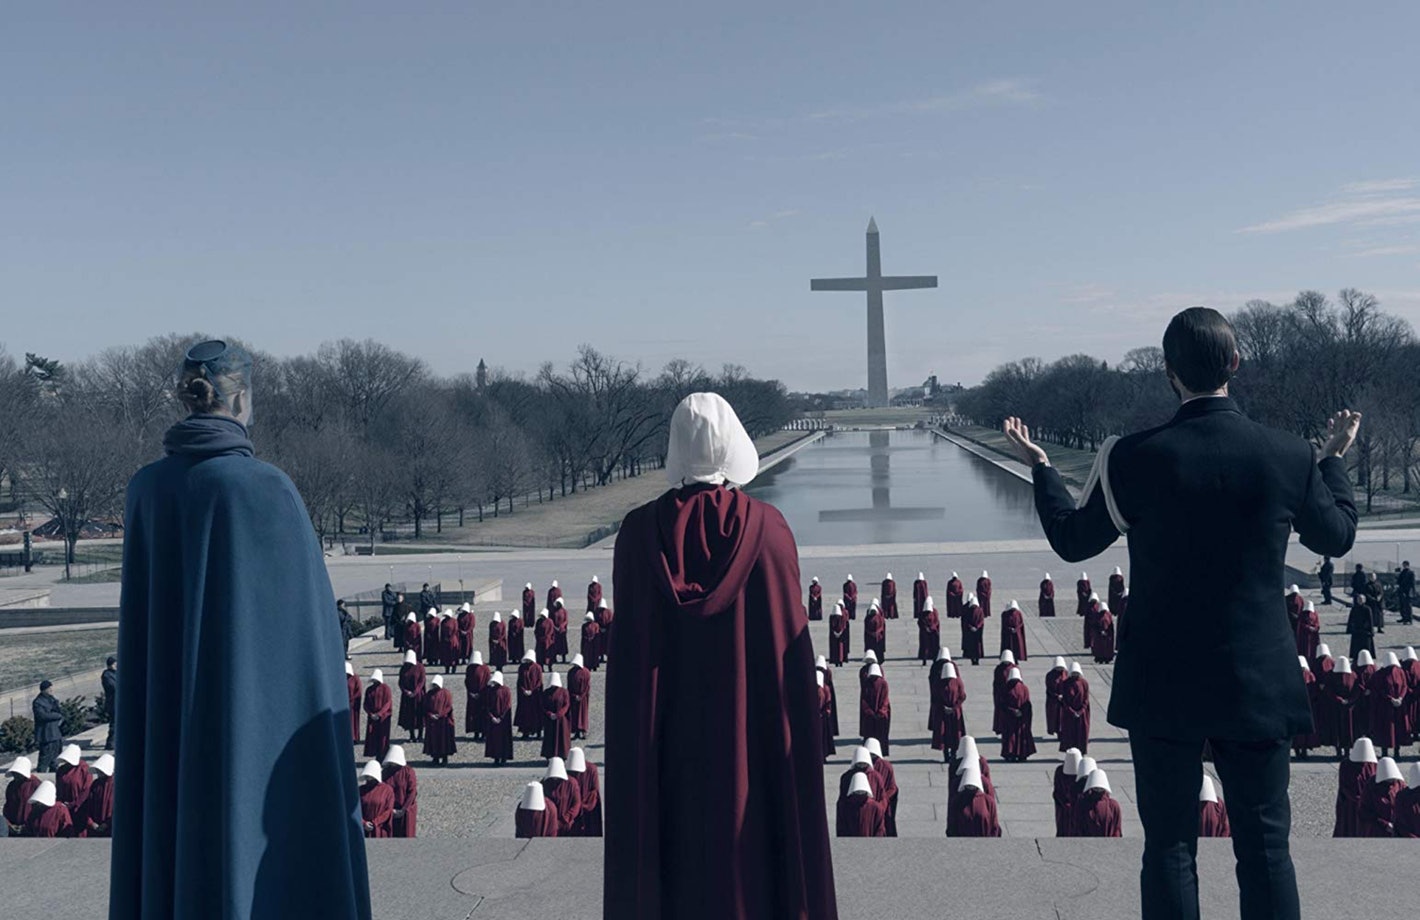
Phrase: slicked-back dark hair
[{"left": 1163, "top": 307, "right": 1238, "bottom": 393}]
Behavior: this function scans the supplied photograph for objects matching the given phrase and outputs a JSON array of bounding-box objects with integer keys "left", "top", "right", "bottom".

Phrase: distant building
[{"left": 476, "top": 359, "right": 488, "bottom": 391}]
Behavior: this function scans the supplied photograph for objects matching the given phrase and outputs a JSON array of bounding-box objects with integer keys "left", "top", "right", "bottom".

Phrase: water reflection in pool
[{"left": 744, "top": 429, "right": 1042, "bottom": 545}]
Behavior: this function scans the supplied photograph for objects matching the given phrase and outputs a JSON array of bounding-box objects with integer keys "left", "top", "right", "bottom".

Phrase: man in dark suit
[
  {"left": 1398, "top": 560, "right": 1414, "bottom": 624},
  {"left": 1317, "top": 557, "right": 1334, "bottom": 606},
  {"left": 1003, "top": 307, "right": 1360, "bottom": 920},
  {"left": 101, "top": 657, "right": 118, "bottom": 750}
]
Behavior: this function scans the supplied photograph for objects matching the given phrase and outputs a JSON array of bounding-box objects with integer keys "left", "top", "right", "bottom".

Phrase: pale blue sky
[{"left": 5, "top": 3, "right": 1419, "bottom": 391}]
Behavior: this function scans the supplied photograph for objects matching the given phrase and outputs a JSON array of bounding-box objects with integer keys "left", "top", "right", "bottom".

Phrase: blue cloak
[{"left": 111, "top": 415, "right": 370, "bottom": 920}]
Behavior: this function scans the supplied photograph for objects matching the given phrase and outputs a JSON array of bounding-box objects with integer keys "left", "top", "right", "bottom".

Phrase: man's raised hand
[
  {"left": 1321, "top": 410, "right": 1362, "bottom": 460},
  {"left": 1003, "top": 417, "right": 1050, "bottom": 468}
]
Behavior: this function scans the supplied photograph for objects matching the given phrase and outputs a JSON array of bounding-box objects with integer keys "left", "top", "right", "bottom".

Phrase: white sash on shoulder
[{"left": 1078, "top": 435, "right": 1129, "bottom": 535}]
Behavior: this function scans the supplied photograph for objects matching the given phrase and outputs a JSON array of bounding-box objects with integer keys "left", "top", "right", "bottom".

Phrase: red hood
[{"left": 649, "top": 484, "right": 764, "bottom": 618}]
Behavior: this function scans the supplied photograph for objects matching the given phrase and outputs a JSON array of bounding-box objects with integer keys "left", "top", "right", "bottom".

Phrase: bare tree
[{"left": 28, "top": 405, "right": 134, "bottom": 577}]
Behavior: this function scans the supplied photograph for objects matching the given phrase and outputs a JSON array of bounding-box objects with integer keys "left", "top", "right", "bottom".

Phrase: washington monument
[{"left": 811, "top": 218, "right": 937, "bottom": 408}]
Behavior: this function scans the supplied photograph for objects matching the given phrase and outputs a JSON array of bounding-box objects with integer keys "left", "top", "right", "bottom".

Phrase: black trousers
[
  {"left": 1129, "top": 734, "right": 1299, "bottom": 920},
  {"left": 1319, "top": 580, "right": 1333, "bottom": 604},
  {"left": 36, "top": 740, "right": 62, "bottom": 773}
]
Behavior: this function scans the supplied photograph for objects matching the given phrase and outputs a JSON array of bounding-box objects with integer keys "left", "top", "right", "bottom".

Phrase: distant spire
[
  {"left": 867, "top": 216, "right": 878, "bottom": 234},
  {"left": 476, "top": 358, "right": 488, "bottom": 391}
]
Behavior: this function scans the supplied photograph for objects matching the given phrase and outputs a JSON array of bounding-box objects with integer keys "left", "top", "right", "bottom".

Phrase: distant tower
[{"left": 476, "top": 359, "right": 488, "bottom": 392}]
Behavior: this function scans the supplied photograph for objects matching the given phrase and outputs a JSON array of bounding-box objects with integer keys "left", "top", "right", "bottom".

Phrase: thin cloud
[
  {"left": 748, "top": 208, "right": 801, "bottom": 230},
  {"left": 1237, "top": 180, "right": 1420, "bottom": 233},
  {"left": 806, "top": 78, "right": 1043, "bottom": 122},
  {"left": 1348, "top": 243, "right": 1420, "bottom": 257}
]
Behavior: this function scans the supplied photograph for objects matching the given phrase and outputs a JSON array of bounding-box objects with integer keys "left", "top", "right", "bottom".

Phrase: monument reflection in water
[{"left": 745, "top": 429, "right": 1041, "bottom": 546}]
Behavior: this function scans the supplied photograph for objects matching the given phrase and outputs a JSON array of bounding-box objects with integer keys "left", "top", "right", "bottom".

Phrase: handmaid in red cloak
[
  {"left": 567, "top": 747, "right": 603, "bottom": 837},
  {"left": 829, "top": 601, "right": 850, "bottom": 665},
  {"left": 808, "top": 577, "right": 823, "bottom": 621},
  {"left": 540, "top": 672, "right": 572, "bottom": 761},
  {"left": 1358, "top": 756, "right": 1404, "bottom": 837},
  {"left": 587, "top": 575, "right": 603, "bottom": 614},
  {"left": 1107, "top": 566, "right": 1125, "bottom": 614},
  {"left": 1076, "top": 769, "right": 1122, "bottom": 837},
  {"left": 1044, "top": 657, "right": 1067, "bottom": 736},
  {"left": 541, "top": 756, "right": 581, "bottom": 836},
  {"left": 521, "top": 583, "right": 536, "bottom": 621},
  {"left": 423, "top": 609, "right": 441, "bottom": 664},
  {"left": 881, "top": 574, "right": 899, "bottom": 619},
  {"left": 358, "top": 761, "right": 394, "bottom": 838},
  {"left": 911, "top": 573, "right": 928, "bottom": 620},
  {"left": 580, "top": 613, "right": 602, "bottom": 670},
  {"left": 551, "top": 598, "right": 570, "bottom": 662},
  {"left": 345, "top": 662, "right": 362, "bottom": 742},
  {"left": 1285, "top": 585, "right": 1305, "bottom": 634},
  {"left": 421, "top": 675, "right": 457, "bottom": 764},
  {"left": 948, "top": 737, "right": 995, "bottom": 815},
  {"left": 946, "top": 764, "right": 1000, "bottom": 837},
  {"left": 77, "top": 754, "right": 115, "bottom": 838},
  {"left": 439, "top": 613, "right": 461, "bottom": 674},
  {"left": 515, "top": 782, "right": 559, "bottom": 838},
  {"left": 836, "top": 772, "right": 886, "bottom": 837},
  {"left": 1392, "top": 762, "right": 1420, "bottom": 837},
  {"left": 945, "top": 572, "right": 963, "bottom": 619},
  {"left": 1293, "top": 656, "right": 1320, "bottom": 758},
  {"left": 975, "top": 571, "right": 992, "bottom": 619},
  {"left": 960, "top": 594, "right": 985, "bottom": 665},
  {"left": 457, "top": 603, "right": 476, "bottom": 665},
  {"left": 4, "top": 758, "right": 41, "bottom": 834},
  {"left": 1091, "top": 607, "right": 1115, "bottom": 664},
  {"left": 817, "top": 656, "right": 840, "bottom": 737},
  {"left": 465, "top": 652, "right": 492, "bottom": 739},
  {"left": 483, "top": 672, "right": 514, "bottom": 765},
  {"left": 363, "top": 669, "right": 393, "bottom": 760},
  {"left": 1333, "top": 738, "right": 1377, "bottom": 837},
  {"left": 998, "top": 668, "right": 1037, "bottom": 762},
  {"left": 838, "top": 746, "right": 885, "bottom": 803},
  {"left": 864, "top": 737, "right": 898, "bottom": 837},
  {"left": 594, "top": 599, "right": 613, "bottom": 662},
  {"left": 863, "top": 602, "right": 886, "bottom": 661},
  {"left": 604, "top": 392, "right": 837, "bottom": 920},
  {"left": 1082, "top": 593, "right": 1101, "bottom": 650},
  {"left": 397, "top": 651, "right": 427, "bottom": 743},
  {"left": 931, "top": 662, "right": 967, "bottom": 758},
  {"left": 999, "top": 600, "right": 1028, "bottom": 661},
  {"left": 1198, "top": 775, "right": 1229, "bottom": 837},
  {"left": 1056, "top": 663, "right": 1091, "bottom": 753},
  {"left": 1038, "top": 573, "right": 1056, "bottom": 618},
  {"left": 1369, "top": 652, "right": 1410, "bottom": 757},
  {"left": 817, "top": 673, "right": 836, "bottom": 761},
  {"left": 1325, "top": 658, "right": 1363, "bottom": 755},
  {"left": 514, "top": 652, "right": 544, "bottom": 738},
  {"left": 1054, "top": 749, "right": 1081, "bottom": 837},
  {"left": 567, "top": 655, "right": 592, "bottom": 739},
  {"left": 859, "top": 663, "right": 892, "bottom": 754},
  {"left": 917, "top": 597, "right": 940, "bottom": 664},
  {"left": 488, "top": 612, "right": 508, "bottom": 668},
  {"left": 534, "top": 611, "right": 557, "bottom": 669},
  {"left": 24, "top": 781, "right": 74, "bottom": 839},
  {"left": 507, "top": 611, "right": 526, "bottom": 663},
  {"left": 1295, "top": 600, "right": 1320, "bottom": 660},
  {"left": 843, "top": 575, "right": 858, "bottom": 620},
  {"left": 383, "top": 745, "right": 418, "bottom": 838},
  {"left": 546, "top": 580, "right": 563, "bottom": 615},
  {"left": 1075, "top": 573, "right": 1091, "bottom": 620},
  {"left": 991, "top": 650, "right": 1017, "bottom": 736}
]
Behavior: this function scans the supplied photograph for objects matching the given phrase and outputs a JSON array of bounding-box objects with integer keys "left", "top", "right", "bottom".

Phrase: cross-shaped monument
[{"left": 811, "top": 218, "right": 937, "bottom": 408}]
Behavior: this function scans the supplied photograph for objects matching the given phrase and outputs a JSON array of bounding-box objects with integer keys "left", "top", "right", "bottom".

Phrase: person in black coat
[
  {"left": 381, "top": 584, "right": 398, "bottom": 639},
  {"left": 1398, "top": 561, "right": 1414, "bottom": 624},
  {"left": 101, "top": 658, "right": 118, "bottom": 751},
  {"left": 32, "top": 681, "right": 64, "bottom": 772},
  {"left": 1363, "top": 573, "right": 1385, "bottom": 634},
  {"left": 1318, "top": 557, "right": 1334, "bottom": 606},
  {"left": 1346, "top": 598, "right": 1375, "bottom": 661},
  {"left": 338, "top": 600, "right": 354, "bottom": 656},
  {"left": 1350, "top": 564, "right": 1368, "bottom": 603},
  {"left": 1005, "top": 307, "right": 1359, "bottom": 920},
  {"left": 418, "top": 583, "right": 436, "bottom": 614}
]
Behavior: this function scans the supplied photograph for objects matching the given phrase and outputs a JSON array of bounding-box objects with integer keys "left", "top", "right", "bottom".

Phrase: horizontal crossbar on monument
[{"left": 809, "top": 276, "right": 938, "bottom": 292}]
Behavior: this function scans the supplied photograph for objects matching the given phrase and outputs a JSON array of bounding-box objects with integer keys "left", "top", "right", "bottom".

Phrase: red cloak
[
  {"left": 945, "top": 578, "right": 963, "bottom": 619},
  {"left": 403, "top": 621, "right": 422, "bottom": 662},
  {"left": 606, "top": 483, "right": 837, "bottom": 920},
  {"left": 1091, "top": 610, "right": 1115, "bottom": 664},
  {"left": 829, "top": 611, "right": 850, "bottom": 665},
  {"left": 1325, "top": 671, "right": 1363, "bottom": 751},
  {"left": 588, "top": 580, "right": 603, "bottom": 612},
  {"left": 1285, "top": 593, "right": 1305, "bottom": 632},
  {"left": 514, "top": 660, "right": 544, "bottom": 735},
  {"left": 346, "top": 673, "right": 363, "bottom": 741},
  {"left": 363, "top": 682, "right": 393, "bottom": 760},
  {"left": 26, "top": 802, "right": 74, "bottom": 838},
  {"left": 542, "top": 775, "right": 581, "bottom": 836},
  {"left": 551, "top": 603, "right": 570, "bottom": 658},
  {"left": 1083, "top": 599, "right": 1101, "bottom": 650},
  {"left": 1359, "top": 780, "right": 1403, "bottom": 837},
  {"left": 946, "top": 787, "right": 1000, "bottom": 837},
  {"left": 439, "top": 617, "right": 461, "bottom": 670},
  {"left": 808, "top": 582, "right": 823, "bottom": 621},
  {"left": 1295, "top": 668, "right": 1320, "bottom": 753},
  {"left": 359, "top": 781, "right": 394, "bottom": 838},
  {"left": 1392, "top": 787, "right": 1420, "bottom": 838},
  {"left": 488, "top": 620, "right": 508, "bottom": 668},
  {"left": 817, "top": 666, "right": 839, "bottom": 736},
  {"left": 534, "top": 617, "right": 557, "bottom": 668},
  {"left": 1038, "top": 579, "right": 1055, "bottom": 618},
  {"left": 571, "top": 762, "right": 603, "bottom": 837},
  {"left": 1057, "top": 675, "right": 1091, "bottom": 753},
  {"left": 581, "top": 620, "right": 602, "bottom": 669},
  {"left": 1369, "top": 666, "right": 1410, "bottom": 751},
  {"left": 1295, "top": 608, "right": 1320, "bottom": 660},
  {"left": 835, "top": 794, "right": 886, "bottom": 837},
  {"left": 999, "top": 680, "right": 1037, "bottom": 761},
  {"left": 1044, "top": 666, "right": 1066, "bottom": 736},
  {"left": 507, "top": 616, "right": 525, "bottom": 662},
  {"left": 1199, "top": 799, "right": 1230, "bottom": 837},
  {"left": 1053, "top": 765, "right": 1075, "bottom": 837},
  {"left": 423, "top": 614, "right": 440, "bottom": 663},
  {"left": 521, "top": 587, "right": 537, "bottom": 621},
  {"left": 457, "top": 610, "right": 476, "bottom": 662},
  {"left": 960, "top": 603, "right": 985, "bottom": 662},
  {"left": 464, "top": 663, "right": 492, "bottom": 734},
  {"left": 837, "top": 767, "right": 884, "bottom": 802},
  {"left": 991, "top": 659, "right": 1015, "bottom": 734},
  {"left": 1075, "top": 579, "right": 1091, "bottom": 618},
  {"left": 3, "top": 774, "right": 41, "bottom": 831},
  {"left": 386, "top": 764, "right": 418, "bottom": 838},
  {"left": 911, "top": 578, "right": 928, "bottom": 619},
  {"left": 931, "top": 677, "right": 967, "bottom": 753},
  {"left": 567, "top": 665, "right": 592, "bottom": 734},
  {"left": 1107, "top": 574, "right": 1125, "bottom": 614},
  {"left": 863, "top": 609, "right": 886, "bottom": 661},
  {"left": 515, "top": 802, "right": 559, "bottom": 838},
  {"left": 79, "top": 773, "right": 115, "bottom": 838},
  {"left": 976, "top": 577, "right": 992, "bottom": 618},
  {"left": 842, "top": 580, "right": 858, "bottom": 619},
  {"left": 546, "top": 585, "right": 563, "bottom": 612},
  {"left": 421, "top": 686, "right": 457, "bottom": 758},
  {"left": 1000, "top": 607, "right": 1028, "bottom": 661},
  {"left": 397, "top": 662, "right": 427, "bottom": 734},
  {"left": 870, "top": 754, "right": 899, "bottom": 837},
  {"left": 1076, "top": 790, "right": 1121, "bottom": 837},
  {"left": 539, "top": 685, "right": 572, "bottom": 760},
  {"left": 1333, "top": 760, "right": 1375, "bottom": 837},
  {"left": 56, "top": 760, "right": 93, "bottom": 813},
  {"left": 859, "top": 674, "right": 893, "bottom": 754},
  {"left": 483, "top": 684, "right": 514, "bottom": 762},
  {"left": 881, "top": 578, "right": 898, "bottom": 619},
  {"left": 818, "top": 685, "right": 836, "bottom": 760},
  {"left": 916, "top": 609, "right": 940, "bottom": 662}
]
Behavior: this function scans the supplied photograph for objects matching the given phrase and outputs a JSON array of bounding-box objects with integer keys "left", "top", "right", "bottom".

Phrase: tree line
[
  {"left": 953, "top": 289, "right": 1420, "bottom": 511},
  {"left": 0, "top": 337, "right": 795, "bottom": 562}
]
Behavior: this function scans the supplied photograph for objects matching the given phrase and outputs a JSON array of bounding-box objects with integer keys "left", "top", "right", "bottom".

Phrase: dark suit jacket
[{"left": 1032, "top": 396, "right": 1356, "bottom": 740}]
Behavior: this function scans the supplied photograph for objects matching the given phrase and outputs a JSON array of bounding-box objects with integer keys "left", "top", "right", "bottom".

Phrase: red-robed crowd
[{"left": 3, "top": 747, "right": 114, "bottom": 839}]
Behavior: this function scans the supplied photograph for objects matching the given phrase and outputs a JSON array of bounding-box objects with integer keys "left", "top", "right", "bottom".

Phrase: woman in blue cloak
[{"left": 110, "top": 340, "right": 370, "bottom": 920}]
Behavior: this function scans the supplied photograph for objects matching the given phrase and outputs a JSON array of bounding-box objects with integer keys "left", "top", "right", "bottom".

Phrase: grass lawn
[{"left": 0, "top": 628, "right": 117, "bottom": 696}]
